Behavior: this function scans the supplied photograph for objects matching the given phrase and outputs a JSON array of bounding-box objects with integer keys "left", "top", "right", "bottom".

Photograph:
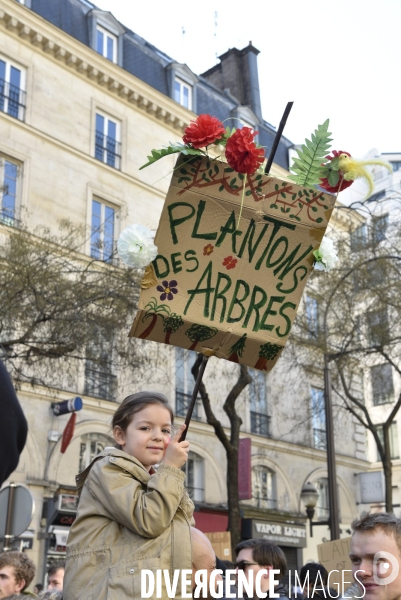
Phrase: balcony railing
[
  {"left": 84, "top": 361, "right": 117, "bottom": 401},
  {"left": 0, "top": 79, "right": 26, "bottom": 121},
  {"left": 95, "top": 131, "right": 121, "bottom": 169},
  {"left": 186, "top": 486, "right": 204, "bottom": 503},
  {"left": 0, "top": 209, "right": 20, "bottom": 228},
  {"left": 176, "top": 390, "right": 200, "bottom": 420},
  {"left": 250, "top": 411, "right": 270, "bottom": 436},
  {"left": 253, "top": 495, "right": 277, "bottom": 510}
]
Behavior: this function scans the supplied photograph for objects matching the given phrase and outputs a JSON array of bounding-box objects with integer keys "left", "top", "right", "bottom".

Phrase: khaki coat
[{"left": 64, "top": 448, "right": 194, "bottom": 600}]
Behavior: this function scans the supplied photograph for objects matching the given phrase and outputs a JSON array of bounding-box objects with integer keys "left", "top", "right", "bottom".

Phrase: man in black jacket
[
  {"left": 235, "top": 539, "right": 290, "bottom": 599},
  {"left": 0, "top": 359, "right": 28, "bottom": 486}
]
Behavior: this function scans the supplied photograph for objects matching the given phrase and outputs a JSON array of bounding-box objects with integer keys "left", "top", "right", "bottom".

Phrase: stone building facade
[{"left": 0, "top": 0, "right": 374, "bottom": 585}]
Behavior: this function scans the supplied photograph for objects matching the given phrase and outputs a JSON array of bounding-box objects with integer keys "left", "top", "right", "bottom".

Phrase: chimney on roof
[{"left": 201, "top": 42, "right": 262, "bottom": 120}]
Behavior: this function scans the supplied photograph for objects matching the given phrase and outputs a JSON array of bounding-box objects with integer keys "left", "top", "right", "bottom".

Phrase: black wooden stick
[
  {"left": 180, "top": 354, "right": 209, "bottom": 441},
  {"left": 265, "top": 101, "right": 294, "bottom": 174}
]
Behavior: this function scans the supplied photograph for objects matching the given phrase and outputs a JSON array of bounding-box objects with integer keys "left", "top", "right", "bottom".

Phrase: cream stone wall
[{"left": 0, "top": 0, "right": 371, "bottom": 584}]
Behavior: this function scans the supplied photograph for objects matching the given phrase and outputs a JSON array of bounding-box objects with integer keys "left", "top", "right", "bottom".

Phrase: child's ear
[{"left": 113, "top": 426, "right": 125, "bottom": 446}]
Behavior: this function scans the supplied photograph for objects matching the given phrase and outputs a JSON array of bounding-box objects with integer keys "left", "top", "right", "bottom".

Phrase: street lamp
[{"left": 300, "top": 481, "right": 329, "bottom": 537}]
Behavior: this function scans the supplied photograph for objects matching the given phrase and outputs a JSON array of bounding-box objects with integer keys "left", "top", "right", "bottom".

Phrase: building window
[
  {"left": 90, "top": 199, "right": 115, "bottom": 263},
  {"left": 390, "top": 161, "right": 401, "bottom": 172},
  {"left": 96, "top": 25, "right": 117, "bottom": 62},
  {"left": 371, "top": 363, "right": 394, "bottom": 405},
  {"left": 175, "top": 347, "right": 200, "bottom": 419},
  {"left": 376, "top": 423, "right": 399, "bottom": 461},
  {"left": 316, "top": 477, "right": 329, "bottom": 520},
  {"left": 174, "top": 77, "right": 192, "bottom": 109},
  {"left": 0, "top": 157, "right": 20, "bottom": 226},
  {"left": 84, "top": 327, "right": 116, "bottom": 400},
  {"left": 311, "top": 387, "right": 326, "bottom": 450},
  {"left": 0, "top": 57, "right": 26, "bottom": 121},
  {"left": 182, "top": 451, "right": 204, "bottom": 502},
  {"left": 350, "top": 223, "right": 367, "bottom": 251},
  {"left": 372, "top": 214, "right": 388, "bottom": 244},
  {"left": 367, "top": 308, "right": 389, "bottom": 346},
  {"left": 249, "top": 370, "right": 270, "bottom": 436},
  {"left": 79, "top": 433, "right": 113, "bottom": 472},
  {"left": 252, "top": 466, "right": 276, "bottom": 509},
  {"left": 305, "top": 295, "right": 320, "bottom": 338},
  {"left": 95, "top": 113, "right": 121, "bottom": 169}
]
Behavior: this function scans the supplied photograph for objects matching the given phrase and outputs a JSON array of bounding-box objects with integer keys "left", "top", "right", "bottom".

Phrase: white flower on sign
[
  {"left": 313, "top": 236, "right": 338, "bottom": 272},
  {"left": 117, "top": 224, "right": 158, "bottom": 268}
]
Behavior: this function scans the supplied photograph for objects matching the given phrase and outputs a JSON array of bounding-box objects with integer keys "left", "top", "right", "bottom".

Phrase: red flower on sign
[
  {"left": 223, "top": 256, "right": 238, "bottom": 270},
  {"left": 225, "top": 127, "right": 265, "bottom": 175},
  {"left": 203, "top": 244, "right": 214, "bottom": 256},
  {"left": 183, "top": 114, "right": 225, "bottom": 149},
  {"left": 319, "top": 150, "right": 354, "bottom": 193}
]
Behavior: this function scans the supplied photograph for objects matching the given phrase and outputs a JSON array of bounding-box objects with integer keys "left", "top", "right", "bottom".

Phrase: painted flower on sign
[
  {"left": 157, "top": 280, "right": 178, "bottom": 301},
  {"left": 203, "top": 244, "right": 214, "bottom": 256},
  {"left": 222, "top": 256, "right": 238, "bottom": 270}
]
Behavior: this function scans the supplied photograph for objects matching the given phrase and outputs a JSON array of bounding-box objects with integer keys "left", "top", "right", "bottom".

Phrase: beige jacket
[{"left": 64, "top": 448, "right": 194, "bottom": 600}]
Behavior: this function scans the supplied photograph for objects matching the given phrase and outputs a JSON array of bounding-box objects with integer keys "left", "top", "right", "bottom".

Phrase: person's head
[
  {"left": 47, "top": 563, "right": 65, "bottom": 591},
  {"left": 235, "top": 539, "right": 287, "bottom": 596},
  {"left": 0, "top": 551, "right": 36, "bottom": 598},
  {"left": 350, "top": 512, "right": 401, "bottom": 600},
  {"left": 190, "top": 528, "right": 221, "bottom": 596},
  {"left": 34, "top": 583, "right": 44, "bottom": 594},
  {"left": 112, "top": 391, "right": 174, "bottom": 470},
  {"left": 299, "top": 563, "right": 328, "bottom": 597}
]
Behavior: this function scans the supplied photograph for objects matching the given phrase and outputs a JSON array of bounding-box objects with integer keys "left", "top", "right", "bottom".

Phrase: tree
[
  {"left": 0, "top": 221, "right": 144, "bottom": 391},
  {"left": 192, "top": 355, "right": 252, "bottom": 552},
  {"left": 291, "top": 197, "right": 401, "bottom": 511}
]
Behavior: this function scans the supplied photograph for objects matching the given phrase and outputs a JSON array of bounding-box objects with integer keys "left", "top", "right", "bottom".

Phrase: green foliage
[
  {"left": 139, "top": 144, "right": 204, "bottom": 170},
  {"left": 289, "top": 119, "right": 332, "bottom": 187}
]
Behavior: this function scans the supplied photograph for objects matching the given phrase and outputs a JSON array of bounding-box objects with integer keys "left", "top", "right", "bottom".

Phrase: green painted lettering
[
  {"left": 275, "top": 301, "right": 296, "bottom": 338},
  {"left": 238, "top": 219, "right": 268, "bottom": 262},
  {"left": 243, "top": 286, "right": 268, "bottom": 331},
  {"left": 255, "top": 217, "right": 295, "bottom": 271},
  {"left": 184, "top": 250, "right": 199, "bottom": 273},
  {"left": 274, "top": 244, "right": 314, "bottom": 280},
  {"left": 227, "top": 280, "right": 250, "bottom": 323},
  {"left": 260, "top": 296, "right": 285, "bottom": 331},
  {"left": 216, "top": 211, "right": 242, "bottom": 253},
  {"left": 276, "top": 265, "right": 308, "bottom": 294},
  {"left": 184, "top": 262, "right": 214, "bottom": 317},
  {"left": 192, "top": 199, "right": 218, "bottom": 241},
  {"left": 266, "top": 237, "right": 289, "bottom": 268},
  {"left": 153, "top": 254, "right": 169, "bottom": 278},
  {"left": 171, "top": 252, "right": 182, "bottom": 274},
  {"left": 168, "top": 202, "right": 195, "bottom": 245},
  {"left": 211, "top": 272, "right": 232, "bottom": 323}
]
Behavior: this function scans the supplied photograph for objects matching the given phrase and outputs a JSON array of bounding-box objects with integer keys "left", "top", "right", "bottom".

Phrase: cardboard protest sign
[
  {"left": 129, "top": 154, "right": 335, "bottom": 370},
  {"left": 317, "top": 537, "right": 353, "bottom": 594}
]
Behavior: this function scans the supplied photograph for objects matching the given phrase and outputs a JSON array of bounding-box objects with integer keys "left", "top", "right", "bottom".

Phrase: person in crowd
[
  {"left": 64, "top": 391, "right": 193, "bottom": 600},
  {"left": 0, "top": 551, "right": 36, "bottom": 599},
  {"left": 46, "top": 566, "right": 64, "bottom": 592},
  {"left": 0, "top": 359, "right": 28, "bottom": 486},
  {"left": 349, "top": 512, "right": 401, "bottom": 600},
  {"left": 32, "top": 586, "right": 43, "bottom": 596},
  {"left": 235, "top": 539, "right": 290, "bottom": 599},
  {"left": 38, "top": 592, "right": 63, "bottom": 600},
  {"left": 298, "top": 562, "right": 339, "bottom": 599}
]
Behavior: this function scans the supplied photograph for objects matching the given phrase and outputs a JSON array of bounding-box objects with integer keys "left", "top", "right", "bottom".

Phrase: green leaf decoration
[
  {"left": 328, "top": 170, "right": 340, "bottom": 187},
  {"left": 139, "top": 144, "right": 204, "bottom": 170},
  {"left": 288, "top": 119, "right": 332, "bottom": 187}
]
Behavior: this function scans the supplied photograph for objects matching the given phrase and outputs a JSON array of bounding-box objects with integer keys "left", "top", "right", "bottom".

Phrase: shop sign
[
  {"left": 58, "top": 494, "right": 79, "bottom": 512},
  {"left": 244, "top": 518, "right": 307, "bottom": 547}
]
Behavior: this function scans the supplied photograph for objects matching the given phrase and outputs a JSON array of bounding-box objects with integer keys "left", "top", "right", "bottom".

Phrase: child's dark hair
[{"left": 112, "top": 391, "right": 174, "bottom": 446}]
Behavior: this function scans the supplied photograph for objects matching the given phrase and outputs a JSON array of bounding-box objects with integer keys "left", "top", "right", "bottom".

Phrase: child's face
[{"left": 113, "top": 404, "right": 172, "bottom": 470}]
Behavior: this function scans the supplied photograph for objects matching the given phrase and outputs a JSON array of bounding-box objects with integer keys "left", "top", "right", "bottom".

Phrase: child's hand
[{"left": 163, "top": 425, "right": 189, "bottom": 469}]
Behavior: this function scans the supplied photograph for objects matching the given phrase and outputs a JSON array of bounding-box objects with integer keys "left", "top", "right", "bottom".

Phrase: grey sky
[{"left": 94, "top": 0, "right": 401, "bottom": 157}]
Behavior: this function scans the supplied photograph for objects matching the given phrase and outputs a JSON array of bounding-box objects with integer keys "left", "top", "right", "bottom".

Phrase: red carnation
[
  {"left": 183, "top": 114, "right": 225, "bottom": 149},
  {"left": 225, "top": 128, "right": 265, "bottom": 175},
  {"left": 320, "top": 150, "right": 354, "bottom": 193}
]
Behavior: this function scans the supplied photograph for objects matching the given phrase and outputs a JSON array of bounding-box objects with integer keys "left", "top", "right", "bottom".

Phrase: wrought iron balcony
[
  {"left": 95, "top": 131, "right": 121, "bottom": 169},
  {"left": 175, "top": 390, "right": 200, "bottom": 420},
  {"left": 0, "top": 79, "right": 26, "bottom": 121},
  {"left": 250, "top": 411, "right": 270, "bottom": 436}
]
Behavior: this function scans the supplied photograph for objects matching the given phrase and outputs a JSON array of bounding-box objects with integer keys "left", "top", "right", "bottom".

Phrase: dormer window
[
  {"left": 174, "top": 77, "right": 192, "bottom": 110},
  {"left": 96, "top": 25, "right": 117, "bottom": 63}
]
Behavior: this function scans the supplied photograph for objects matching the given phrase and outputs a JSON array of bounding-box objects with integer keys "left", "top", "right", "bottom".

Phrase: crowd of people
[{"left": 2, "top": 384, "right": 401, "bottom": 599}]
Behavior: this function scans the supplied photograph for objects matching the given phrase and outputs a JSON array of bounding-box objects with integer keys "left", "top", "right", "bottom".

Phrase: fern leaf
[
  {"left": 139, "top": 144, "right": 204, "bottom": 169},
  {"left": 289, "top": 119, "right": 332, "bottom": 187}
]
